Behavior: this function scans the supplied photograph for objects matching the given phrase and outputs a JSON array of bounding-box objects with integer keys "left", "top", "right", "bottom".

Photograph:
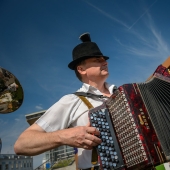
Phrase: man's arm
[{"left": 14, "top": 123, "right": 101, "bottom": 156}]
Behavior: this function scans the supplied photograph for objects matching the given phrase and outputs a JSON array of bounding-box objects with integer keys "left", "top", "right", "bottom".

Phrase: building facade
[{"left": 0, "top": 154, "right": 33, "bottom": 170}]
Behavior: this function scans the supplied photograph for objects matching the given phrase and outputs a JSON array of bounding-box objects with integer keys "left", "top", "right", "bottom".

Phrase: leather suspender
[
  {"left": 75, "top": 95, "right": 99, "bottom": 170},
  {"left": 77, "top": 95, "right": 94, "bottom": 109}
]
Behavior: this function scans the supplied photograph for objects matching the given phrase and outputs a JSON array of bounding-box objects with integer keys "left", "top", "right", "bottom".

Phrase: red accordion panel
[
  {"left": 107, "top": 87, "right": 165, "bottom": 170},
  {"left": 106, "top": 64, "right": 168, "bottom": 169},
  {"left": 153, "top": 64, "right": 170, "bottom": 78}
]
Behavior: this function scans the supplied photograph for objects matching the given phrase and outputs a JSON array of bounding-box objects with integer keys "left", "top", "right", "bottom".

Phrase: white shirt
[{"left": 36, "top": 82, "right": 116, "bottom": 169}]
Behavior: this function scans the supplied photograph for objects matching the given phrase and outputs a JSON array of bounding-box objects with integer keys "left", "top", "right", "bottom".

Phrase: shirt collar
[{"left": 77, "top": 82, "right": 116, "bottom": 95}]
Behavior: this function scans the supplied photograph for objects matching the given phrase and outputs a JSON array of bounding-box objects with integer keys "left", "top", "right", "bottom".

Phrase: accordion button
[
  {"left": 101, "top": 161, "right": 105, "bottom": 165},
  {"left": 92, "top": 123, "right": 95, "bottom": 127},
  {"left": 109, "top": 137, "right": 113, "bottom": 140},
  {"left": 109, "top": 162, "right": 113, "bottom": 167},
  {"left": 113, "top": 163, "right": 117, "bottom": 167},
  {"left": 106, "top": 140, "right": 110, "bottom": 144},
  {"left": 102, "top": 125, "right": 106, "bottom": 129},
  {"left": 101, "top": 132, "right": 104, "bottom": 135},
  {"left": 113, "top": 151, "right": 117, "bottom": 155},
  {"left": 90, "top": 116, "right": 93, "bottom": 119},
  {"left": 100, "top": 152, "right": 103, "bottom": 157}
]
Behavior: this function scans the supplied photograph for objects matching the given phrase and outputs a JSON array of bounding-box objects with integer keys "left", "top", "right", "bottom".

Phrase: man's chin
[{"left": 102, "top": 72, "right": 109, "bottom": 78}]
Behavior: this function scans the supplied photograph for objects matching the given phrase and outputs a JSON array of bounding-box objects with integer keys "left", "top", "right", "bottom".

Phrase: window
[{"left": 46, "top": 154, "right": 49, "bottom": 160}]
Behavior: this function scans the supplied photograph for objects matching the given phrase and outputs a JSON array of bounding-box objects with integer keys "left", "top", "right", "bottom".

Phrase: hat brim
[{"left": 68, "top": 55, "right": 109, "bottom": 70}]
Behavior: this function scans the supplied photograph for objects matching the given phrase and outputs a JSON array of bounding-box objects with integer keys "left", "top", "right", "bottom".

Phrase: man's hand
[{"left": 58, "top": 123, "right": 101, "bottom": 150}]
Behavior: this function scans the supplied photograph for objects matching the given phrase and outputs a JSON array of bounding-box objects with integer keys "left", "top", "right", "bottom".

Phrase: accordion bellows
[{"left": 89, "top": 58, "right": 170, "bottom": 170}]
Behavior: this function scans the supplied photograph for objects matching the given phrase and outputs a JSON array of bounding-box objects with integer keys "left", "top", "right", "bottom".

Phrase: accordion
[{"left": 89, "top": 63, "right": 170, "bottom": 170}]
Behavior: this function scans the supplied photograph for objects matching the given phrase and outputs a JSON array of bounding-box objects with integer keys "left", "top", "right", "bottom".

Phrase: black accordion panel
[{"left": 89, "top": 66, "right": 170, "bottom": 170}]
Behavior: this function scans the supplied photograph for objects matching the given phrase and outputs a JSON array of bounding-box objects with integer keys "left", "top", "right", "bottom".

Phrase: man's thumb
[{"left": 86, "top": 122, "right": 91, "bottom": 127}]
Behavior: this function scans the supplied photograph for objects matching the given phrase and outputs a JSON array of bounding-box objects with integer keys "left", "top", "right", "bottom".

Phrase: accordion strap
[
  {"left": 74, "top": 93, "right": 98, "bottom": 167},
  {"left": 74, "top": 92, "right": 104, "bottom": 99}
]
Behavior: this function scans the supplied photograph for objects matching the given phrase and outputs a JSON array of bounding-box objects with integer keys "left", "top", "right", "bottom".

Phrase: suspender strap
[
  {"left": 75, "top": 95, "right": 98, "bottom": 167},
  {"left": 77, "top": 95, "right": 94, "bottom": 109}
]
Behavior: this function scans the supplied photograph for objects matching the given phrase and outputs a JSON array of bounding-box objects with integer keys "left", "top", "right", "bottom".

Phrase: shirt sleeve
[{"left": 35, "top": 94, "right": 82, "bottom": 132}]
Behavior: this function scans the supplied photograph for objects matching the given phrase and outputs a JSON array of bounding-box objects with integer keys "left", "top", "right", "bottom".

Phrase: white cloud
[
  {"left": 35, "top": 105, "right": 43, "bottom": 110},
  {"left": 115, "top": 13, "right": 170, "bottom": 60},
  {"left": 128, "top": 0, "right": 158, "bottom": 30},
  {"left": 84, "top": 1, "right": 129, "bottom": 29}
]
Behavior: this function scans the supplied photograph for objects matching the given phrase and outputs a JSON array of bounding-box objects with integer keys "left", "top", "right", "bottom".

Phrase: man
[{"left": 14, "top": 33, "right": 116, "bottom": 170}]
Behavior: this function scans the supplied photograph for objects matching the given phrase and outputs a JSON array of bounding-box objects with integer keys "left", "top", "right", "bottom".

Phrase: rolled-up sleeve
[{"left": 36, "top": 94, "right": 82, "bottom": 132}]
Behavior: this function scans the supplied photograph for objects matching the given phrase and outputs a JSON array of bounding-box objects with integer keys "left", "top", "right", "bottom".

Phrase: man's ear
[{"left": 77, "top": 65, "right": 86, "bottom": 75}]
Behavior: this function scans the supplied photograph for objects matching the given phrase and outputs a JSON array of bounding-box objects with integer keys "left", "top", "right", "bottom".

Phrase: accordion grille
[
  {"left": 107, "top": 90, "right": 148, "bottom": 168},
  {"left": 138, "top": 76, "right": 170, "bottom": 158}
]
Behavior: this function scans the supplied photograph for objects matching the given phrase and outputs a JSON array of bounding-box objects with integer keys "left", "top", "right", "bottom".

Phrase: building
[
  {"left": 25, "top": 111, "right": 75, "bottom": 169},
  {"left": 0, "top": 154, "right": 33, "bottom": 170},
  {"left": 25, "top": 110, "right": 46, "bottom": 126}
]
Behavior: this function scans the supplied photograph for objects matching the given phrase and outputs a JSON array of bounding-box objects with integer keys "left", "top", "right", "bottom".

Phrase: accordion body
[{"left": 89, "top": 65, "right": 170, "bottom": 170}]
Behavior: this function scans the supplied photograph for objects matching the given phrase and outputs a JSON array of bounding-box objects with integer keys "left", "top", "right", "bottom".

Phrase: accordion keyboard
[{"left": 89, "top": 106, "right": 125, "bottom": 170}]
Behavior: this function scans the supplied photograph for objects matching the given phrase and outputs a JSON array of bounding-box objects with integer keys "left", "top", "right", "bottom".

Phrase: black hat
[{"left": 68, "top": 33, "right": 109, "bottom": 70}]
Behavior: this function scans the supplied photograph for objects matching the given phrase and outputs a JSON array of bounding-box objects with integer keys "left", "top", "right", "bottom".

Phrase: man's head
[
  {"left": 76, "top": 56, "right": 109, "bottom": 82},
  {"left": 68, "top": 33, "right": 109, "bottom": 82}
]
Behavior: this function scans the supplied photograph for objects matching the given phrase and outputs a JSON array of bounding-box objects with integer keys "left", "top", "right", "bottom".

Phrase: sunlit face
[{"left": 81, "top": 56, "right": 109, "bottom": 79}]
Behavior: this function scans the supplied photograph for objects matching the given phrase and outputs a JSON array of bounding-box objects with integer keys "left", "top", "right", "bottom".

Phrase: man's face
[{"left": 80, "top": 56, "right": 109, "bottom": 80}]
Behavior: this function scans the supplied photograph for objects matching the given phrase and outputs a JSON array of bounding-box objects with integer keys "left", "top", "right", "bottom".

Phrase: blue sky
[{"left": 0, "top": 0, "right": 170, "bottom": 168}]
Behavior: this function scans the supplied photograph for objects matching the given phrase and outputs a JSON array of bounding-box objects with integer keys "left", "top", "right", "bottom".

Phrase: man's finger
[
  {"left": 86, "top": 127, "right": 100, "bottom": 135},
  {"left": 85, "top": 133, "right": 101, "bottom": 145},
  {"left": 84, "top": 137, "right": 101, "bottom": 147}
]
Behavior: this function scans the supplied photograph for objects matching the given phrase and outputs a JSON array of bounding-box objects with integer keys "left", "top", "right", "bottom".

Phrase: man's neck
[{"left": 87, "top": 80, "right": 111, "bottom": 97}]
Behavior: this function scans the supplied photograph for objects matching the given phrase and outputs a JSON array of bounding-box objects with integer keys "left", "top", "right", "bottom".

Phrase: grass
[{"left": 51, "top": 157, "right": 74, "bottom": 169}]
